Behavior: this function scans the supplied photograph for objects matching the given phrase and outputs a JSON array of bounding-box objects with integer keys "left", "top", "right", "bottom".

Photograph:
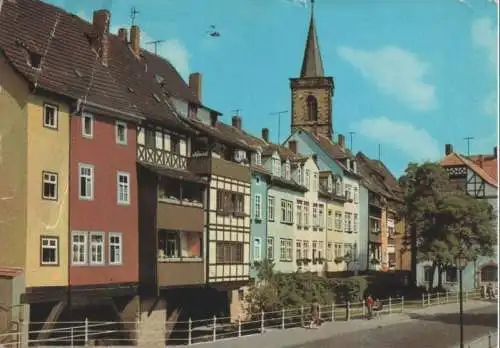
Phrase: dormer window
[
  {"left": 335, "top": 178, "right": 342, "bottom": 195},
  {"left": 272, "top": 157, "right": 281, "bottom": 177},
  {"left": 297, "top": 167, "right": 303, "bottom": 185},
  {"left": 284, "top": 160, "right": 291, "bottom": 180},
  {"left": 252, "top": 151, "right": 262, "bottom": 166},
  {"left": 352, "top": 161, "right": 357, "bottom": 173},
  {"left": 234, "top": 149, "right": 247, "bottom": 163},
  {"left": 346, "top": 158, "right": 351, "bottom": 170},
  {"left": 313, "top": 172, "right": 318, "bottom": 191},
  {"left": 327, "top": 175, "right": 333, "bottom": 193}
]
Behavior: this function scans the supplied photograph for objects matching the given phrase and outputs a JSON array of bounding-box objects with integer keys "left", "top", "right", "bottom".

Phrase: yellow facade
[
  {"left": 0, "top": 55, "right": 69, "bottom": 288},
  {"left": 325, "top": 199, "right": 345, "bottom": 272}
]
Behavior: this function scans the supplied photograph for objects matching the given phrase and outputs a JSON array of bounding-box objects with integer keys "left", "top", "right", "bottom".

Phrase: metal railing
[
  {"left": 0, "top": 289, "right": 487, "bottom": 347},
  {"left": 464, "top": 331, "right": 498, "bottom": 348}
]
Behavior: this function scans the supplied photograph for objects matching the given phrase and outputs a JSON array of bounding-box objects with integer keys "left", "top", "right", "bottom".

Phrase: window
[
  {"left": 345, "top": 212, "right": 352, "bottom": 232},
  {"left": 297, "top": 167, "right": 303, "bottom": 185},
  {"left": 312, "top": 204, "right": 318, "bottom": 228},
  {"left": 424, "top": 266, "right": 433, "bottom": 282},
  {"left": 388, "top": 252, "right": 396, "bottom": 269},
  {"left": 353, "top": 187, "right": 358, "bottom": 203},
  {"left": 89, "top": 232, "right": 105, "bottom": 265},
  {"left": 216, "top": 242, "right": 244, "bottom": 264},
  {"left": 327, "top": 242, "right": 333, "bottom": 261},
  {"left": 334, "top": 243, "right": 343, "bottom": 258},
  {"left": 268, "top": 196, "right": 275, "bottom": 221},
  {"left": 40, "top": 236, "right": 58, "bottom": 265},
  {"left": 303, "top": 201, "right": 310, "bottom": 227},
  {"left": 318, "top": 204, "right": 325, "bottom": 229},
  {"left": 117, "top": 172, "right": 130, "bottom": 205},
  {"left": 42, "top": 171, "right": 58, "bottom": 200},
  {"left": 296, "top": 240, "right": 302, "bottom": 260},
  {"left": 335, "top": 178, "right": 342, "bottom": 196},
  {"left": 81, "top": 113, "right": 94, "bottom": 138},
  {"left": 109, "top": 233, "right": 122, "bottom": 265},
  {"left": 318, "top": 241, "right": 324, "bottom": 260},
  {"left": 115, "top": 121, "right": 127, "bottom": 145},
  {"left": 272, "top": 158, "right": 281, "bottom": 177},
  {"left": 284, "top": 161, "right": 291, "bottom": 180},
  {"left": 388, "top": 226, "right": 396, "bottom": 244},
  {"left": 296, "top": 201, "right": 303, "bottom": 227},
  {"left": 446, "top": 266, "right": 457, "bottom": 283},
  {"left": 43, "top": 104, "right": 58, "bottom": 129},
  {"left": 253, "top": 238, "right": 262, "bottom": 261},
  {"left": 334, "top": 211, "right": 343, "bottom": 231},
  {"left": 79, "top": 164, "right": 94, "bottom": 200},
  {"left": 254, "top": 194, "right": 262, "bottom": 220},
  {"left": 327, "top": 209, "right": 333, "bottom": 230},
  {"left": 279, "top": 238, "right": 293, "bottom": 261},
  {"left": 313, "top": 173, "right": 318, "bottom": 191},
  {"left": 158, "top": 230, "right": 202, "bottom": 260},
  {"left": 305, "top": 170, "right": 311, "bottom": 189},
  {"left": 72, "top": 231, "right": 88, "bottom": 265},
  {"left": 344, "top": 243, "right": 353, "bottom": 258},
  {"left": 267, "top": 237, "right": 274, "bottom": 260},
  {"left": 353, "top": 213, "right": 358, "bottom": 233},
  {"left": 216, "top": 190, "right": 244, "bottom": 216},
  {"left": 307, "top": 95, "right": 318, "bottom": 121},
  {"left": 345, "top": 184, "right": 352, "bottom": 200},
  {"left": 280, "top": 199, "right": 293, "bottom": 224},
  {"left": 252, "top": 151, "right": 262, "bottom": 166},
  {"left": 303, "top": 241, "right": 310, "bottom": 259},
  {"left": 312, "top": 241, "right": 318, "bottom": 260},
  {"left": 481, "top": 265, "right": 498, "bottom": 282}
]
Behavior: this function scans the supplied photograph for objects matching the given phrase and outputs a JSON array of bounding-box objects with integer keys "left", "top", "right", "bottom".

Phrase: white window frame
[
  {"left": 117, "top": 171, "right": 131, "bottom": 205},
  {"left": 109, "top": 232, "right": 123, "bottom": 265},
  {"left": 267, "top": 237, "right": 274, "bottom": 260},
  {"left": 312, "top": 204, "right": 318, "bottom": 227},
  {"left": 268, "top": 196, "right": 275, "bottom": 221},
  {"left": 81, "top": 113, "right": 94, "bottom": 138},
  {"left": 43, "top": 104, "right": 58, "bottom": 129},
  {"left": 78, "top": 163, "right": 94, "bottom": 200},
  {"left": 71, "top": 231, "right": 88, "bottom": 265},
  {"left": 253, "top": 237, "right": 262, "bottom": 261},
  {"left": 327, "top": 242, "right": 333, "bottom": 261},
  {"left": 335, "top": 211, "right": 343, "bottom": 231},
  {"left": 40, "top": 236, "right": 58, "bottom": 265},
  {"left": 296, "top": 201, "right": 303, "bottom": 227},
  {"left": 254, "top": 194, "right": 262, "bottom": 220},
  {"left": 89, "top": 231, "right": 105, "bottom": 265},
  {"left": 303, "top": 202, "right": 310, "bottom": 227},
  {"left": 42, "top": 171, "right": 58, "bottom": 200},
  {"left": 296, "top": 240, "right": 302, "bottom": 260},
  {"left": 353, "top": 213, "right": 358, "bottom": 233},
  {"left": 353, "top": 186, "right": 358, "bottom": 203},
  {"left": 115, "top": 121, "right": 128, "bottom": 145},
  {"left": 319, "top": 204, "right": 325, "bottom": 228}
]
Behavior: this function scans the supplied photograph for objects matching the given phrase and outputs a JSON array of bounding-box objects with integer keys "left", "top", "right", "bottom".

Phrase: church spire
[{"left": 300, "top": 0, "right": 324, "bottom": 78}]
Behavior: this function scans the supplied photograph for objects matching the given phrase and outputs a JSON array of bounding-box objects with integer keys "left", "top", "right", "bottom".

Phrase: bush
[{"left": 330, "top": 276, "right": 368, "bottom": 303}]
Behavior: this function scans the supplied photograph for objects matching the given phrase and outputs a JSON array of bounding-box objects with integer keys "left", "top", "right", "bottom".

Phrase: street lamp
[{"left": 455, "top": 252, "right": 468, "bottom": 348}]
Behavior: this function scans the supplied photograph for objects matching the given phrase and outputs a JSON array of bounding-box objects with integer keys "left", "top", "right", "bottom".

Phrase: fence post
[
  {"left": 388, "top": 297, "right": 392, "bottom": 315},
  {"left": 487, "top": 331, "right": 492, "bottom": 348},
  {"left": 465, "top": 290, "right": 468, "bottom": 303},
  {"left": 212, "top": 316, "right": 216, "bottom": 342},
  {"left": 261, "top": 311, "right": 265, "bottom": 333},
  {"left": 456, "top": 290, "right": 459, "bottom": 304},
  {"left": 422, "top": 293, "right": 425, "bottom": 307},
  {"left": 347, "top": 302, "right": 351, "bottom": 321},
  {"left": 238, "top": 318, "right": 241, "bottom": 337},
  {"left": 281, "top": 308, "right": 285, "bottom": 329},
  {"left": 401, "top": 296, "right": 404, "bottom": 312},
  {"left": 362, "top": 300, "right": 366, "bottom": 317},
  {"left": 446, "top": 291, "right": 449, "bottom": 304},
  {"left": 437, "top": 292, "right": 440, "bottom": 304},
  {"left": 318, "top": 304, "right": 322, "bottom": 321},
  {"left": 84, "top": 317, "right": 89, "bottom": 345},
  {"left": 301, "top": 305, "right": 304, "bottom": 327},
  {"left": 70, "top": 327, "right": 74, "bottom": 348},
  {"left": 188, "top": 318, "right": 192, "bottom": 346},
  {"left": 331, "top": 302, "right": 335, "bottom": 322},
  {"left": 427, "top": 293, "right": 430, "bottom": 306}
]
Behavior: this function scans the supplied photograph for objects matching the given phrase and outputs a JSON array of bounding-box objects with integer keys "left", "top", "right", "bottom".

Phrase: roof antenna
[
  {"left": 130, "top": 6, "right": 139, "bottom": 26},
  {"left": 464, "top": 136, "right": 474, "bottom": 156},
  {"left": 270, "top": 110, "right": 288, "bottom": 144},
  {"left": 348, "top": 131, "right": 356, "bottom": 151},
  {"left": 231, "top": 109, "right": 242, "bottom": 116},
  {"left": 377, "top": 144, "right": 381, "bottom": 161},
  {"left": 146, "top": 40, "right": 165, "bottom": 55}
]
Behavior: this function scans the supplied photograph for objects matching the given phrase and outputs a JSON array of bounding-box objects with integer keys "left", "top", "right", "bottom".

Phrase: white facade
[{"left": 341, "top": 174, "right": 361, "bottom": 271}]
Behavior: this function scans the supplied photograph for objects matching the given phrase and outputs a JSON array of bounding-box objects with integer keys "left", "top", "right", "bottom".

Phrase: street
[{"left": 285, "top": 304, "right": 497, "bottom": 348}]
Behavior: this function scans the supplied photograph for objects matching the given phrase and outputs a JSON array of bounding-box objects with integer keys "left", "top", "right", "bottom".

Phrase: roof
[
  {"left": 441, "top": 152, "right": 498, "bottom": 188},
  {"left": 300, "top": 2, "right": 324, "bottom": 78},
  {"left": 139, "top": 163, "right": 206, "bottom": 184},
  {"left": 468, "top": 154, "right": 498, "bottom": 182}
]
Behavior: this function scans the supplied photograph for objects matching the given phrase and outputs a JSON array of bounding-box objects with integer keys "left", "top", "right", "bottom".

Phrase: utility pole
[
  {"left": 270, "top": 110, "right": 288, "bottom": 143},
  {"left": 463, "top": 136, "right": 474, "bottom": 156},
  {"left": 348, "top": 131, "right": 356, "bottom": 151},
  {"left": 146, "top": 40, "right": 165, "bottom": 55},
  {"left": 130, "top": 6, "right": 139, "bottom": 26}
]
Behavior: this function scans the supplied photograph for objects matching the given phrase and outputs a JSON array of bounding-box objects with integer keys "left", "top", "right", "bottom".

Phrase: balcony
[
  {"left": 188, "top": 155, "right": 251, "bottom": 182},
  {"left": 369, "top": 216, "right": 381, "bottom": 243},
  {"left": 137, "top": 144, "right": 187, "bottom": 170},
  {"left": 157, "top": 230, "right": 204, "bottom": 287}
]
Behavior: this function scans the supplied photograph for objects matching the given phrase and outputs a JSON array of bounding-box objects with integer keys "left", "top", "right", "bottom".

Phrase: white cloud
[
  {"left": 472, "top": 17, "right": 498, "bottom": 70},
  {"left": 76, "top": 10, "right": 90, "bottom": 22},
  {"left": 337, "top": 46, "right": 437, "bottom": 111},
  {"left": 482, "top": 90, "right": 498, "bottom": 117},
  {"left": 355, "top": 116, "right": 440, "bottom": 162}
]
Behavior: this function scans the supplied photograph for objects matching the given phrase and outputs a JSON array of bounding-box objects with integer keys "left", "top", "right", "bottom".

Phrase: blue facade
[
  {"left": 358, "top": 185, "right": 369, "bottom": 271},
  {"left": 249, "top": 172, "right": 269, "bottom": 279}
]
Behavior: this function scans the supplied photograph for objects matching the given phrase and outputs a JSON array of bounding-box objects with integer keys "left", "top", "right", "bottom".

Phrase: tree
[{"left": 399, "top": 162, "right": 496, "bottom": 289}]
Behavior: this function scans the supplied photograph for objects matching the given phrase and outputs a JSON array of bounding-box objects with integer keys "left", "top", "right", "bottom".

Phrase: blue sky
[{"left": 48, "top": 0, "right": 498, "bottom": 177}]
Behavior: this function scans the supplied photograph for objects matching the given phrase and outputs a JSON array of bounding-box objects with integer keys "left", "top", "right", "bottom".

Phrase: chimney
[
  {"left": 92, "top": 10, "right": 110, "bottom": 65},
  {"left": 494, "top": 146, "right": 497, "bottom": 158},
  {"left": 189, "top": 73, "right": 202, "bottom": 102},
  {"left": 130, "top": 25, "right": 141, "bottom": 56},
  {"left": 478, "top": 155, "right": 484, "bottom": 168},
  {"left": 232, "top": 116, "right": 242, "bottom": 130},
  {"left": 118, "top": 28, "right": 128, "bottom": 42},
  {"left": 288, "top": 140, "right": 297, "bottom": 153},
  {"left": 445, "top": 144, "right": 453, "bottom": 156},
  {"left": 262, "top": 128, "right": 269, "bottom": 142},
  {"left": 338, "top": 134, "right": 345, "bottom": 149}
]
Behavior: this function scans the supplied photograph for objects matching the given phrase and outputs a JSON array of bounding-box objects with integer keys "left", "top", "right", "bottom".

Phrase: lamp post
[{"left": 456, "top": 253, "right": 468, "bottom": 348}]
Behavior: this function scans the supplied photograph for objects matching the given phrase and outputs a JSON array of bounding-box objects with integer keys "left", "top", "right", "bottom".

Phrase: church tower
[{"left": 290, "top": 0, "right": 334, "bottom": 140}]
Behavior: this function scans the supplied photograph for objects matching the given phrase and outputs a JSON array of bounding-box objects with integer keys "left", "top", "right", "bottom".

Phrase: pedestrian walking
[
  {"left": 309, "top": 301, "right": 321, "bottom": 328},
  {"left": 366, "top": 294, "right": 374, "bottom": 319}
]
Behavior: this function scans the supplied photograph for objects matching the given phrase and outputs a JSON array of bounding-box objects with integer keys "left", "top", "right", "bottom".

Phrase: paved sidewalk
[{"left": 192, "top": 301, "right": 494, "bottom": 348}]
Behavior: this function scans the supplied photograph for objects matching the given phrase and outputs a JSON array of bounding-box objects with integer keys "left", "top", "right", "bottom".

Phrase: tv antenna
[
  {"left": 463, "top": 136, "right": 474, "bottom": 156},
  {"left": 130, "top": 6, "right": 139, "bottom": 26},
  {"left": 377, "top": 144, "right": 382, "bottom": 161},
  {"left": 270, "top": 110, "right": 288, "bottom": 143},
  {"left": 348, "top": 131, "right": 356, "bottom": 151},
  {"left": 146, "top": 40, "right": 165, "bottom": 55}
]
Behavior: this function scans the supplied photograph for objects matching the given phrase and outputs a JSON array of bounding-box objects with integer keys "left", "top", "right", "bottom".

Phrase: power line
[{"left": 270, "top": 110, "right": 288, "bottom": 144}]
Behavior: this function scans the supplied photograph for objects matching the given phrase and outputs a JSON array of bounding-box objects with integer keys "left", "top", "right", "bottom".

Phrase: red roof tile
[
  {"left": 440, "top": 153, "right": 498, "bottom": 188},
  {"left": 468, "top": 155, "right": 498, "bottom": 182}
]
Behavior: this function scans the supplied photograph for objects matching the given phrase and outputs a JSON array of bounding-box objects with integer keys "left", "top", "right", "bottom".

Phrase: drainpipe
[
  {"left": 67, "top": 102, "right": 74, "bottom": 317},
  {"left": 204, "top": 141, "right": 214, "bottom": 285}
]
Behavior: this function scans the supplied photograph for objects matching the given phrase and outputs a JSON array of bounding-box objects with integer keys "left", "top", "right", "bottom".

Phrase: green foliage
[{"left": 399, "top": 162, "right": 497, "bottom": 287}]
